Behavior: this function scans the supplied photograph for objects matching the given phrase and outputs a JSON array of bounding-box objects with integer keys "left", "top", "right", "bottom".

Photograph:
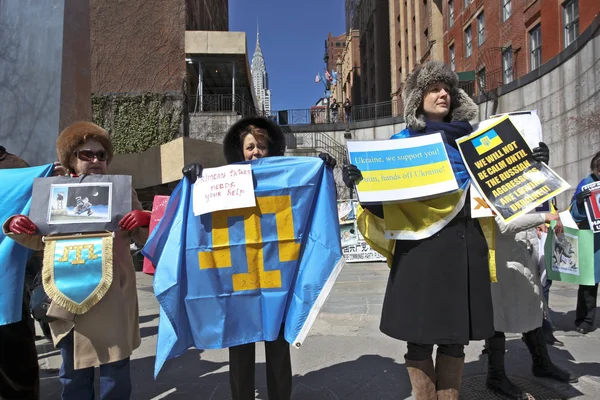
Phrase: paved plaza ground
[{"left": 37, "top": 262, "right": 600, "bottom": 399}]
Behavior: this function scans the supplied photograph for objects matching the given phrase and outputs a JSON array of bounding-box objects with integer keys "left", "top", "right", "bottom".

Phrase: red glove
[
  {"left": 118, "top": 210, "right": 150, "bottom": 231},
  {"left": 8, "top": 215, "right": 38, "bottom": 235}
]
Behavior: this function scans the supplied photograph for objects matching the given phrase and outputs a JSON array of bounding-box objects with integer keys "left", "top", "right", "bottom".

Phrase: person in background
[
  {"left": 0, "top": 146, "right": 39, "bottom": 400},
  {"left": 344, "top": 98, "right": 352, "bottom": 123},
  {"left": 534, "top": 219, "right": 563, "bottom": 346},
  {"left": 4, "top": 122, "right": 150, "bottom": 400},
  {"left": 570, "top": 151, "right": 600, "bottom": 335},
  {"left": 330, "top": 98, "right": 340, "bottom": 123}
]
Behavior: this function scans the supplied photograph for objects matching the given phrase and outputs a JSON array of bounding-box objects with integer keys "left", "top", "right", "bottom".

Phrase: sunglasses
[{"left": 73, "top": 150, "right": 108, "bottom": 162}]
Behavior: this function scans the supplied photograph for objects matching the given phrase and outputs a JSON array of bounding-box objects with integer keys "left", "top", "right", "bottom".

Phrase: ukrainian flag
[{"left": 473, "top": 129, "right": 503, "bottom": 155}]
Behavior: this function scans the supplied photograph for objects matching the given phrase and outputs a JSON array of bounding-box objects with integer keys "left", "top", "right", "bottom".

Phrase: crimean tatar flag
[{"left": 143, "top": 157, "right": 345, "bottom": 377}]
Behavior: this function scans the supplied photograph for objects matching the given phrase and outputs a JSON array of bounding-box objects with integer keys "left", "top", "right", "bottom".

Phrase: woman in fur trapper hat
[
  {"left": 343, "top": 61, "right": 493, "bottom": 399},
  {"left": 4, "top": 121, "right": 150, "bottom": 399}
]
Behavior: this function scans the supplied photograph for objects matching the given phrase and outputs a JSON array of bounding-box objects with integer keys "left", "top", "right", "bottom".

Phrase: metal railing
[
  {"left": 189, "top": 94, "right": 262, "bottom": 118},
  {"left": 273, "top": 99, "right": 402, "bottom": 126}
]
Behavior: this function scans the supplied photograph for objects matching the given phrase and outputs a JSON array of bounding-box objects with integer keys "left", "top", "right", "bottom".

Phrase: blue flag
[
  {"left": 143, "top": 157, "right": 345, "bottom": 377},
  {"left": 0, "top": 164, "right": 53, "bottom": 325}
]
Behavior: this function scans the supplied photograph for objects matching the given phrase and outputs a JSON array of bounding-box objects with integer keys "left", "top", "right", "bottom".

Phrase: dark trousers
[
  {"left": 228, "top": 334, "right": 292, "bottom": 400},
  {"left": 576, "top": 283, "right": 599, "bottom": 329},
  {"left": 405, "top": 342, "right": 465, "bottom": 361},
  {"left": 542, "top": 279, "right": 553, "bottom": 332},
  {"left": 57, "top": 331, "right": 131, "bottom": 400},
  {"left": 0, "top": 300, "right": 39, "bottom": 400}
]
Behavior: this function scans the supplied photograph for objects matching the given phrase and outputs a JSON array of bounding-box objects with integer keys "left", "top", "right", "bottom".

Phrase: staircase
[{"left": 283, "top": 130, "right": 350, "bottom": 199}]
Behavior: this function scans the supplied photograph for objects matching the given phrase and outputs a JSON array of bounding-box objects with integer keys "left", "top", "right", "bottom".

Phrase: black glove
[
  {"left": 318, "top": 153, "right": 337, "bottom": 169},
  {"left": 576, "top": 188, "right": 592, "bottom": 206},
  {"left": 532, "top": 142, "right": 549, "bottom": 164},
  {"left": 182, "top": 163, "right": 203, "bottom": 183},
  {"left": 342, "top": 164, "right": 363, "bottom": 188}
]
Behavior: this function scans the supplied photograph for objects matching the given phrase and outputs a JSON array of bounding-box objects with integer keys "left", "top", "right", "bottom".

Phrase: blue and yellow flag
[
  {"left": 472, "top": 129, "right": 503, "bottom": 155},
  {"left": 143, "top": 157, "right": 345, "bottom": 377},
  {"left": 0, "top": 164, "right": 53, "bottom": 325}
]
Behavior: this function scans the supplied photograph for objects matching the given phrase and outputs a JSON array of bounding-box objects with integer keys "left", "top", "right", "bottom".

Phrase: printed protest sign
[
  {"left": 457, "top": 116, "right": 569, "bottom": 223},
  {"left": 551, "top": 231, "right": 580, "bottom": 276},
  {"left": 192, "top": 164, "right": 256, "bottom": 216},
  {"left": 583, "top": 181, "right": 600, "bottom": 233},
  {"left": 347, "top": 133, "right": 458, "bottom": 203},
  {"left": 470, "top": 183, "right": 551, "bottom": 219}
]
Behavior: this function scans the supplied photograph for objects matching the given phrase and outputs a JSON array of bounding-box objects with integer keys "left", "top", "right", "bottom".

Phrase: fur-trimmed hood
[
  {"left": 223, "top": 116, "right": 286, "bottom": 163},
  {"left": 403, "top": 61, "right": 478, "bottom": 131},
  {"left": 56, "top": 122, "right": 113, "bottom": 171}
]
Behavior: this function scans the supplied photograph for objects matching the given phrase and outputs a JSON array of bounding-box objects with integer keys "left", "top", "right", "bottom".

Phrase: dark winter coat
[{"left": 367, "top": 61, "right": 494, "bottom": 344}]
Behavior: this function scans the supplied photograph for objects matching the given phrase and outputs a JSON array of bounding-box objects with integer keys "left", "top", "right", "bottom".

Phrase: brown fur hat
[{"left": 56, "top": 121, "right": 113, "bottom": 170}]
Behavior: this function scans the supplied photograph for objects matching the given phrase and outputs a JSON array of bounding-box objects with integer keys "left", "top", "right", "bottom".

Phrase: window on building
[
  {"left": 465, "top": 26, "right": 472, "bottom": 58},
  {"left": 463, "top": 0, "right": 473, "bottom": 9},
  {"left": 530, "top": 25, "right": 542, "bottom": 70},
  {"left": 449, "top": 44, "right": 455, "bottom": 71},
  {"left": 502, "top": 0, "right": 511, "bottom": 22},
  {"left": 563, "top": 0, "right": 579, "bottom": 48},
  {"left": 336, "top": 42, "right": 341, "bottom": 47},
  {"left": 449, "top": 0, "right": 454, "bottom": 27},
  {"left": 424, "top": 28, "right": 429, "bottom": 48},
  {"left": 478, "top": 67, "right": 486, "bottom": 92},
  {"left": 502, "top": 47, "right": 513, "bottom": 84},
  {"left": 477, "top": 12, "right": 485, "bottom": 46}
]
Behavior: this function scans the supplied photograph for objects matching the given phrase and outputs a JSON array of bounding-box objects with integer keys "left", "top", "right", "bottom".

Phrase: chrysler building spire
[{"left": 251, "top": 22, "right": 271, "bottom": 115}]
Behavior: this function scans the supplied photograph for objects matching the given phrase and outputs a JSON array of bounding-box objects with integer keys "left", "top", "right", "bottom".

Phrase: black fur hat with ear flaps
[
  {"left": 223, "top": 116, "right": 286, "bottom": 163},
  {"left": 403, "top": 60, "right": 478, "bottom": 131}
]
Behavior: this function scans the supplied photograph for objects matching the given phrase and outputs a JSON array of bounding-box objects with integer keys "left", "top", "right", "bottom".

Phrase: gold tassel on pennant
[{"left": 42, "top": 232, "right": 114, "bottom": 315}]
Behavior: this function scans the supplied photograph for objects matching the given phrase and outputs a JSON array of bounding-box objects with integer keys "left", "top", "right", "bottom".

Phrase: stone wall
[
  {"left": 188, "top": 112, "right": 242, "bottom": 143},
  {"left": 477, "top": 19, "right": 600, "bottom": 208}
]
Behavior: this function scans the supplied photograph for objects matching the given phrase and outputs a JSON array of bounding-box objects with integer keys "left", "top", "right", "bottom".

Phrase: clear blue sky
[{"left": 230, "top": 0, "right": 345, "bottom": 112}]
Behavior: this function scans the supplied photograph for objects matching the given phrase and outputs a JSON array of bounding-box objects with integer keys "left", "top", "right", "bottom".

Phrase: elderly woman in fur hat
[
  {"left": 343, "top": 61, "right": 492, "bottom": 399},
  {"left": 3, "top": 122, "right": 150, "bottom": 400}
]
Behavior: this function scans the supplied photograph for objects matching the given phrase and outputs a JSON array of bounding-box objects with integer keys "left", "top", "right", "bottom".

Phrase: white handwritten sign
[{"left": 192, "top": 164, "right": 256, "bottom": 216}]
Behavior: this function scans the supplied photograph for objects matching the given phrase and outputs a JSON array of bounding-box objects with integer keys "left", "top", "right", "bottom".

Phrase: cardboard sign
[
  {"left": 583, "top": 181, "right": 600, "bottom": 233},
  {"left": 192, "top": 164, "right": 256, "bottom": 216},
  {"left": 347, "top": 133, "right": 458, "bottom": 203},
  {"left": 143, "top": 195, "right": 170, "bottom": 275},
  {"left": 457, "top": 116, "right": 569, "bottom": 223}
]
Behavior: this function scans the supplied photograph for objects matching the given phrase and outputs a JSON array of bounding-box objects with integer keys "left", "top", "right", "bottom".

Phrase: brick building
[
  {"left": 326, "top": 32, "right": 347, "bottom": 74},
  {"left": 389, "top": 0, "right": 444, "bottom": 110},
  {"left": 90, "top": 0, "right": 232, "bottom": 155},
  {"left": 443, "top": 0, "right": 600, "bottom": 95},
  {"left": 339, "top": 30, "right": 362, "bottom": 106},
  {"left": 357, "top": 0, "right": 391, "bottom": 104}
]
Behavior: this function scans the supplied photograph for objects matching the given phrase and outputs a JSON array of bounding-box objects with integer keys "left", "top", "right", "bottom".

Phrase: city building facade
[
  {"left": 339, "top": 29, "right": 362, "bottom": 106},
  {"left": 389, "top": 0, "right": 445, "bottom": 111},
  {"left": 326, "top": 32, "right": 347, "bottom": 74}
]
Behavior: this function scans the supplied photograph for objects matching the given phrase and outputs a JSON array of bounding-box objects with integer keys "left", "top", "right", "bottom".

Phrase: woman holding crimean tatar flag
[{"left": 343, "top": 61, "right": 493, "bottom": 399}]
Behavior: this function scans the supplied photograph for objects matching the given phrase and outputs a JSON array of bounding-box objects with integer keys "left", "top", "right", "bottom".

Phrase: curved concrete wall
[{"left": 478, "top": 19, "right": 600, "bottom": 208}]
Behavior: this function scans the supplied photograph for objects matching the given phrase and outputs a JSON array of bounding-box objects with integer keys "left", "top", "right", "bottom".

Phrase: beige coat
[
  {"left": 492, "top": 214, "right": 546, "bottom": 334},
  {"left": 3, "top": 191, "right": 148, "bottom": 369}
]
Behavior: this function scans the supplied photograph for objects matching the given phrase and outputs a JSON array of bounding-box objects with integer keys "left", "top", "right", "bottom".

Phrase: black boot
[
  {"left": 485, "top": 333, "right": 528, "bottom": 400},
  {"left": 523, "top": 327, "right": 578, "bottom": 383}
]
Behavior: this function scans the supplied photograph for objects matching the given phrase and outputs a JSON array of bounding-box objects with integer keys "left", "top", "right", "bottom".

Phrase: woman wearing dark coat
[{"left": 343, "top": 61, "right": 495, "bottom": 399}]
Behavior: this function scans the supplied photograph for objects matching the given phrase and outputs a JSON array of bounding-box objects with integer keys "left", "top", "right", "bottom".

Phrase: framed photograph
[
  {"left": 30, "top": 175, "right": 132, "bottom": 235},
  {"left": 47, "top": 183, "right": 112, "bottom": 225}
]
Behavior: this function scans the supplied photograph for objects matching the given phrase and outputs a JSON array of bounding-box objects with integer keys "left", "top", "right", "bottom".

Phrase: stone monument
[{"left": 0, "top": 0, "right": 91, "bottom": 165}]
